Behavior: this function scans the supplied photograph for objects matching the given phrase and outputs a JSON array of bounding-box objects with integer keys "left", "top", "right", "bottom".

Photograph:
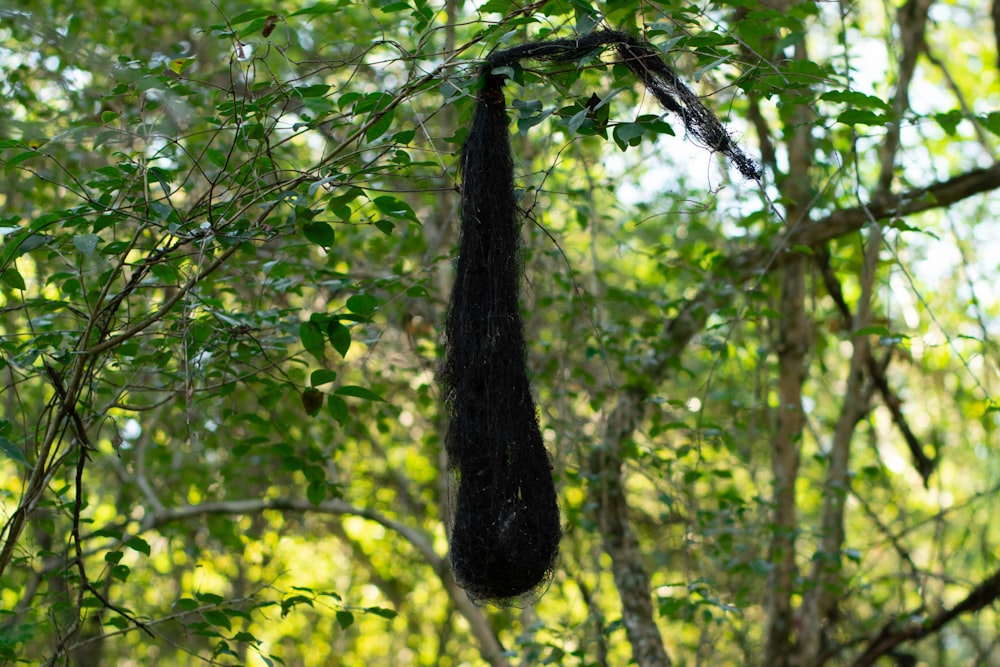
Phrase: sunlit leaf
[{"left": 168, "top": 57, "right": 196, "bottom": 75}]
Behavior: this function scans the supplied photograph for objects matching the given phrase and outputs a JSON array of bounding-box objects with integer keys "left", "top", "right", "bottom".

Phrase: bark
[
  {"left": 995, "top": 0, "right": 1000, "bottom": 70},
  {"left": 764, "top": 253, "right": 807, "bottom": 667},
  {"left": 732, "top": 163, "right": 1000, "bottom": 276},
  {"left": 798, "top": 225, "right": 882, "bottom": 664},
  {"left": 878, "top": 0, "right": 933, "bottom": 192},
  {"left": 629, "top": 162, "right": 1000, "bottom": 409},
  {"left": 764, "top": 33, "right": 814, "bottom": 666},
  {"left": 575, "top": 161, "right": 999, "bottom": 667},
  {"left": 589, "top": 390, "right": 672, "bottom": 666}
]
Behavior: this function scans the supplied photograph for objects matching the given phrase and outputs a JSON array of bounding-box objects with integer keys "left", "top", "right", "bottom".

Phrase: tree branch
[
  {"left": 814, "top": 250, "right": 936, "bottom": 483},
  {"left": 851, "top": 566, "right": 1000, "bottom": 667},
  {"left": 651, "top": 162, "right": 1000, "bottom": 384},
  {"left": 877, "top": 0, "right": 933, "bottom": 193},
  {"left": 799, "top": 222, "right": 882, "bottom": 664},
  {"left": 590, "top": 162, "right": 999, "bottom": 665},
  {"left": 138, "top": 498, "right": 510, "bottom": 667},
  {"left": 589, "top": 389, "right": 672, "bottom": 667}
]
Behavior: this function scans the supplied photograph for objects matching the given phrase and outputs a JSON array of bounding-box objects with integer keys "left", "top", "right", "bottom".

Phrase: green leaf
[
  {"left": 4, "top": 150, "right": 42, "bottom": 174},
  {"left": 405, "top": 284, "right": 428, "bottom": 298},
  {"left": 125, "top": 536, "right": 151, "bottom": 556},
  {"left": 147, "top": 166, "right": 173, "bottom": 196},
  {"left": 327, "top": 321, "right": 351, "bottom": 357},
  {"left": 334, "top": 385, "right": 384, "bottom": 402},
  {"left": 613, "top": 122, "right": 646, "bottom": 150},
  {"left": 174, "top": 598, "right": 199, "bottom": 612},
  {"left": 281, "top": 594, "right": 314, "bottom": 618},
  {"left": 307, "top": 175, "right": 340, "bottom": 198},
  {"left": 374, "top": 219, "right": 394, "bottom": 235},
  {"left": 101, "top": 240, "right": 130, "bottom": 255},
  {"left": 168, "top": 57, "right": 196, "bottom": 75},
  {"left": 92, "top": 527, "right": 124, "bottom": 539},
  {"left": 346, "top": 294, "right": 378, "bottom": 316},
  {"left": 0, "top": 436, "right": 29, "bottom": 468},
  {"left": 303, "top": 221, "right": 335, "bottom": 248},
  {"left": 0, "top": 268, "right": 26, "bottom": 291},
  {"left": 327, "top": 395, "right": 348, "bottom": 424},
  {"left": 364, "top": 606, "right": 397, "bottom": 619},
  {"left": 853, "top": 325, "right": 890, "bottom": 337},
  {"left": 311, "top": 369, "right": 338, "bottom": 386},
  {"left": 289, "top": 3, "right": 342, "bottom": 17},
  {"left": 203, "top": 610, "right": 232, "bottom": 631},
  {"left": 981, "top": 111, "right": 1000, "bottom": 137},
  {"left": 337, "top": 92, "right": 363, "bottom": 110},
  {"left": 489, "top": 65, "right": 517, "bottom": 80},
  {"left": 295, "top": 84, "right": 332, "bottom": 98},
  {"left": 820, "top": 90, "right": 889, "bottom": 110},
  {"left": 836, "top": 109, "right": 889, "bottom": 126},
  {"left": 230, "top": 9, "right": 274, "bottom": 25},
  {"left": 299, "top": 321, "right": 326, "bottom": 361},
  {"left": 566, "top": 108, "right": 589, "bottom": 134},
  {"left": 302, "top": 464, "right": 325, "bottom": 482},
  {"left": 934, "top": 109, "right": 964, "bottom": 137},
  {"left": 365, "top": 107, "right": 396, "bottom": 142},
  {"left": 73, "top": 233, "right": 100, "bottom": 255},
  {"left": 372, "top": 195, "right": 417, "bottom": 222},
  {"left": 354, "top": 92, "right": 393, "bottom": 114},
  {"left": 336, "top": 610, "right": 354, "bottom": 629},
  {"left": 391, "top": 129, "right": 415, "bottom": 144},
  {"left": 307, "top": 480, "right": 326, "bottom": 505}
]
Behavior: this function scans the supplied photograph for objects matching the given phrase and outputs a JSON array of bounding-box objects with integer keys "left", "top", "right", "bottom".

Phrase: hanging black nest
[{"left": 439, "top": 29, "right": 760, "bottom": 607}]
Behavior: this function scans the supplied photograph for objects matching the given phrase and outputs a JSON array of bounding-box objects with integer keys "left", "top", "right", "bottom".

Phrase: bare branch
[
  {"left": 656, "top": 162, "right": 1000, "bottom": 381},
  {"left": 814, "top": 250, "right": 936, "bottom": 483},
  {"left": 877, "top": 0, "right": 933, "bottom": 193},
  {"left": 587, "top": 163, "right": 999, "bottom": 665},
  {"left": 852, "top": 567, "right": 1000, "bottom": 667}
]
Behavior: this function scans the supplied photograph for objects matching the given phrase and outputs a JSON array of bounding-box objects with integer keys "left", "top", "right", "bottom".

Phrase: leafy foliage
[{"left": 0, "top": 0, "right": 998, "bottom": 665}]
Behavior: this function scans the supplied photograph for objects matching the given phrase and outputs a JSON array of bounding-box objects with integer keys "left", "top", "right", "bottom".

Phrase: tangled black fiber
[
  {"left": 440, "top": 67, "right": 562, "bottom": 606},
  {"left": 440, "top": 29, "right": 760, "bottom": 607}
]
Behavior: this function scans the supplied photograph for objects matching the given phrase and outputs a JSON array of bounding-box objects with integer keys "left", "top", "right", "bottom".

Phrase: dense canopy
[{"left": 1, "top": 0, "right": 999, "bottom": 665}]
